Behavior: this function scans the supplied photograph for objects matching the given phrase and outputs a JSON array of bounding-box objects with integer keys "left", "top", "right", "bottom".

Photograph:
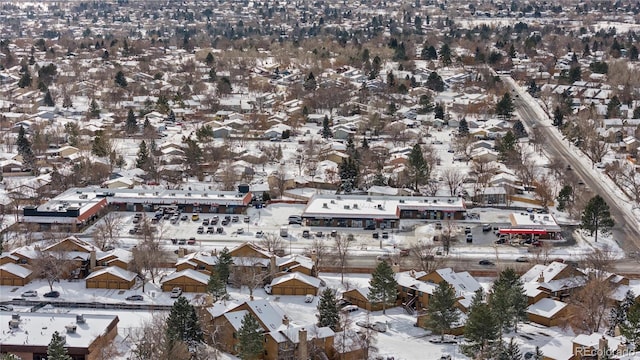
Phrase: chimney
[
  {"left": 89, "top": 250, "right": 96, "bottom": 270},
  {"left": 178, "top": 247, "right": 186, "bottom": 258},
  {"left": 391, "top": 263, "right": 400, "bottom": 273},
  {"left": 298, "top": 328, "right": 308, "bottom": 360},
  {"left": 270, "top": 255, "right": 277, "bottom": 278},
  {"left": 282, "top": 315, "right": 289, "bottom": 327},
  {"left": 598, "top": 336, "right": 608, "bottom": 360},
  {"left": 537, "top": 272, "right": 544, "bottom": 283}
]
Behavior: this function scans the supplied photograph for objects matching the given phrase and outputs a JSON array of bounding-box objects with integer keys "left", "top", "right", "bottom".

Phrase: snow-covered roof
[
  {"left": 224, "top": 310, "right": 250, "bottom": 331},
  {"left": 0, "top": 312, "right": 118, "bottom": 349},
  {"left": 245, "top": 300, "right": 287, "bottom": 332},
  {"left": 280, "top": 325, "right": 334, "bottom": 344},
  {"left": 521, "top": 262, "right": 567, "bottom": 283},
  {"left": 161, "top": 269, "right": 210, "bottom": 285},
  {"left": 435, "top": 268, "right": 482, "bottom": 297},
  {"left": 176, "top": 251, "right": 218, "bottom": 267},
  {"left": 271, "top": 272, "right": 321, "bottom": 289},
  {"left": 86, "top": 266, "right": 136, "bottom": 282},
  {"left": 526, "top": 298, "right": 567, "bottom": 318},
  {"left": 0, "top": 263, "right": 32, "bottom": 278},
  {"left": 277, "top": 254, "right": 313, "bottom": 271},
  {"left": 573, "top": 333, "right": 624, "bottom": 350}
]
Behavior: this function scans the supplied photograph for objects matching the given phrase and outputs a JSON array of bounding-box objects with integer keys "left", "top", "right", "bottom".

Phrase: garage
[
  {"left": 160, "top": 269, "right": 209, "bottom": 293},
  {"left": 85, "top": 267, "right": 136, "bottom": 290},
  {"left": 270, "top": 272, "right": 321, "bottom": 296},
  {"left": 0, "top": 263, "right": 32, "bottom": 287}
]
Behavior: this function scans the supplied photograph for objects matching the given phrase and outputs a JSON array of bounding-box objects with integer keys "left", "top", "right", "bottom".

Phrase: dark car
[
  {"left": 372, "top": 232, "right": 379, "bottom": 239},
  {"left": 178, "top": 239, "right": 186, "bottom": 245},
  {"left": 302, "top": 230, "right": 310, "bottom": 238},
  {"left": 381, "top": 232, "right": 389, "bottom": 239},
  {"left": 43, "top": 291, "right": 60, "bottom": 298},
  {"left": 221, "top": 219, "right": 230, "bottom": 226},
  {"left": 207, "top": 226, "right": 215, "bottom": 234},
  {"left": 216, "top": 227, "right": 224, "bottom": 234},
  {"left": 202, "top": 219, "right": 209, "bottom": 226},
  {"left": 126, "top": 295, "right": 144, "bottom": 301},
  {"left": 232, "top": 216, "right": 239, "bottom": 223},
  {"left": 479, "top": 260, "right": 495, "bottom": 266},
  {"left": 197, "top": 226, "right": 204, "bottom": 234},
  {"left": 187, "top": 237, "right": 196, "bottom": 245}
]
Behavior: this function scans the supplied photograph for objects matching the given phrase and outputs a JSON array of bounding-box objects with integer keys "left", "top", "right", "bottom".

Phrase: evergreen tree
[
  {"left": 458, "top": 118, "right": 469, "bottom": 136},
  {"left": 361, "top": 137, "right": 369, "bottom": 149},
  {"left": 464, "top": 289, "right": 499, "bottom": 353},
  {"left": 512, "top": 120, "right": 527, "bottom": 138},
  {"left": 417, "top": 94, "right": 434, "bottom": 114},
  {"left": 434, "top": 103, "right": 445, "bottom": 120},
  {"left": 497, "top": 338, "right": 522, "bottom": 360},
  {"left": 303, "top": 71, "right": 317, "bottom": 91},
  {"left": 238, "top": 313, "right": 264, "bottom": 360},
  {"left": 608, "top": 290, "right": 636, "bottom": 335},
  {"left": 92, "top": 131, "right": 109, "bottom": 157},
  {"left": 527, "top": 79, "right": 538, "bottom": 96},
  {"left": 317, "top": 288, "right": 340, "bottom": 331},
  {"left": 581, "top": 195, "right": 615, "bottom": 242},
  {"left": 62, "top": 93, "right": 73, "bottom": 108},
  {"left": 136, "top": 140, "right": 150, "bottom": 170},
  {"left": 367, "top": 261, "right": 398, "bottom": 314},
  {"left": 217, "top": 76, "right": 233, "bottom": 94},
  {"left": 43, "top": 90, "right": 54, "bottom": 106},
  {"left": 606, "top": 95, "right": 621, "bottom": 118},
  {"left": 114, "top": 70, "right": 128, "bottom": 87},
  {"left": 322, "top": 115, "right": 331, "bottom": 138},
  {"left": 408, "top": 143, "right": 428, "bottom": 190},
  {"left": 497, "top": 131, "right": 517, "bottom": 162},
  {"left": 143, "top": 117, "right": 151, "bottom": 129},
  {"left": 426, "top": 71, "right": 445, "bottom": 92},
  {"left": 1, "top": 353, "right": 21, "bottom": 360},
  {"left": 166, "top": 296, "right": 204, "bottom": 348},
  {"left": 496, "top": 92, "right": 514, "bottom": 119},
  {"left": 47, "top": 331, "right": 72, "bottom": 360},
  {"left": 207, "top": 272, "right": 227, "bottom": 302},
  {"left": 629, "top": 45, "right": 639, "bottom": 61},
  {"left": 425, "top": 281, "right": 460, "bottom": 341},
  {"left": 489, "top": 268, "right": 527, "bottom": 333},
  {"left": 421, "top": 44, "right": 438, "bottom": 60},
  {"left": 125, "top": 108, "right": 137, "bottom": 133},
  {"left": 16, "top": 126, "right": 34, "bottom": 168},
  {"left": 556, "top": 185, "right": 573, "bottom": 211},
  {"left": 216, "top": 247, "right": 233, "bottom": 283},
  {"left": 89, "top": 99, "right": 100, "bottom": 118},
  {"left": 18, "top": 69, "right": 32, "bottom": 88},
  {"left": 553, "top": 106, "right": 564, "bottom": 127},
  {"left": 619, "top": 299, "right": 640, "bottom": 347},
  {"left": 439, "top": 43, "right": 452, "bottom": 66},
  {"left": 167, "top": 109, "right": 176, "bottom": 122},
  {"left": 205, "top": 52, "right": 215, "bottom": 66},
  {"left": 339, "top": 157, "right": 359, "bottom": 193}
]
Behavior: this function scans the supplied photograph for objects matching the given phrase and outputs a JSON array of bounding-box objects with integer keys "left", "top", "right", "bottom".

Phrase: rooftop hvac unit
[
  {"left": 377, "top": 204, "right": 383, "bottom": 209},
  {"left": 8, "top": 319, "right": 20, "bottom": 329},
  {"left": 76, "top": 314, "right": 85, "bottom": 324},
  {"left": 399, "top": 199, "right": 405, "bottom": 203},
  {"left": 344, "top": 205, "right": 350, "bottom": 210},
  {"left": 353, "top": 204, "right": 358, "bottom": 209},
  {"left": 65, "top": 324, "right": 77, "bottom": 334},
  {"left": 336, "top": 196, "right": 341, "bottom": 200},
  {"left": 322, "top": 203, "right": 328, "bottom": 208},
  {"left": 330, "top": 200, "right": 335, "bottom": 204},
  {"left": 543, "top": 216, "right": 549, "bottom": 221},
  {"left": 11, "top": 314, "right": 20, "bottom": 321}
]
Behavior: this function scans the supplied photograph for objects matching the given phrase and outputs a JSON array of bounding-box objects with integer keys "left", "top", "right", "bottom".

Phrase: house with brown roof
[
  {"left": 341, "top": 287, "right": 386, "bottom": 311},
  {"left": 269, "top": 272, "right": 321, "bottom": 296},
  {"left": 520, "top": 262, "right": 586, "bottom": 303}
]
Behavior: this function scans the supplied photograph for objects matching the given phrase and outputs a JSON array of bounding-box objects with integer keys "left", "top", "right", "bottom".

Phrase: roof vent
[
  {"left": 9, "top": 319, "right": 20, "bottom": 329},
  {"left": 330, "top": 200, "right": 335, "bottom": 204},
  {"left": 529, "top": 214, "right": 535, "bottom": 221},
  {"left": 76, "top": 314, "right": 85, "bottom": 324},
  {"left": 11, "top": 314, "right": 20, "bottom": 321},
  {"left": 377, "top": 204, "right": 383, "bottom": 209},
  {"left": 65, "top": 324, "right": 77, "bottom": 334},
  {"left": 322, "top": 203, "right": 328, "bottom": 208},
  {"left": 344, "top": 205, "right": 350, "bottom": 210},
  {"left": 353, "top": 204, "right": 358, "bottom": 209},
  {"left": 399, "top": 199, "right": 405, "bottom": 203}
]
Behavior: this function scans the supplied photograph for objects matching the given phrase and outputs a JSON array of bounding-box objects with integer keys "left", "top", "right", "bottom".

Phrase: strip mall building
[{"left": 301, "top": 194, "right": 466, "bottom": 229}]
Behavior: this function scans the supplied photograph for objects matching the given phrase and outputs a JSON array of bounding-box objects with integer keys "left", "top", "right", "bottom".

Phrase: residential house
[
  {"left": 572, "top": 333, "right": 627, "bottom": 360},
  {"left": 0, "top": 263, "right": 32, "bottom": 286},
  {"left": 526, "top": 298, "right": 569, "bottom": 327},
  {"left": 175, "top": 251, "right": 218, "bottom": 273},
  {"left": 520, "top": 262, "right": 587, "bottom": 304},
  {"left": 160, "top": 269, "right": 210, "bottom": 293},
  {"left": 269, "top": 272, "right": 321, "bottom": 296},
  {"left": 95, "top": 249, "right": 132, "bottom": 270},
  {"left": 85, "top": 266, "right": 136, "bottom": 290},
  {"left": 341, "top": 287, "right": 386, "bottom": 311}
]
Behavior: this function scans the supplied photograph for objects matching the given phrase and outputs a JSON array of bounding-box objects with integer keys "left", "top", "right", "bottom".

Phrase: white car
[
  {"left": 341, "top": 305, "right": 359, "bottom": 313},
  {"left": 304, "top": 294, "right": 314, "bottom": 303},
  {"left": 264, "top": 284, "right": 272, "bottom": 294},
  {"left": 170, "top": 287, "right": 182, "bottom": 298}
]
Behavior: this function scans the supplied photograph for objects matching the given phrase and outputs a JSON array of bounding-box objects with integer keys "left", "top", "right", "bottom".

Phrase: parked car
[
  {"left": 337, "top": 299, "right": 352, "bottom": 308},
  {"left": 315, "top": 231, "right": 323, "bottom": 237},
  {"left": 197, "top": 226, "right": 204, "bottom": 234},
  {"left": 221, "top": 219, "right": 230, "bottom": 226},
  {"left": 206, "top": 226, "right": 215, "bottom": 234},
  {"left": 466, "top": 234, "right": 473, "bottom": 243},
  {"left": 170, "top": 287, "right": 183, "bottom": 298},
  {"left": 211, "top": 217, "right": 219, "bottom": 225},
  {"left": 232, "top": 216, "right": 239, "bottom": 223},
  {"left": 216, "top": 227, "right": 224, "bottom": 234},
  {"left": 191, "top": 214, "right": 200, "bottom": 221},
  {"left": 435, "top": 222, "right": 443, "bottom": 230},
  {"left": 304, "top": 294, "right": 314, "bottom": 303},
  {"left": 302, "top": 230, "right": 310, "bottom": 238},
  {"left": 288, "top": 215, "right": 302, "bottom": 225},
  {"left": 21, "top": 290, "right": 38, "bottom": 297},
  {"left": 372, "top": 232, "right": 379, "bottom": 239},
  {"left": 428, "top": 335, "right": 457, "bottom": 344},
  {"left": 0, "top": 305, "right": 14, "bottom": 311},
  {"left": 495, "top": 238, "right": 507, "bottom": 245},
  {"left": 178, "top": 239, "right": 186, "bottom": 245},
  {"left": 341, "top": 305, "right": 359, "bottom": 313},
  {"left": 399, "top": 249, "right": 410, "bottom": 257},
  {"left": 187, "top": 237, "right": 196, "bottom": 245},
  {"left": 43, "top": 291, "right": 60, "bottom": 298},
  {"left": 381, "top": 232, "right": 389, "bottom": 239},
  {"left": 264, "top": 284, "right": 272, "bottom": 294},
  {"left": 440, "top": 355, "right": 452, "bottom": 360},
  {"left": 464, "top": 226, "right": 472, "bottom": 234},
  {"left": 479, "top": 259, "right": 495, "bottom": 266},
  {"left": 255, "top": 231, "right": 264, "bottom": 238},
  {"left": 126, "top": 295, "right": 144, "bottom": 301},
  {"left": 236, "top": 228, "right": 244, "bottom": 234},
  {"left": 516, "top": 256, "right": 530, "bottom": 263},
  {"left": 202, "top": 218, "right": 209, "bottom": 226},
  {"left": 243, "top": 216, "right": 250, "bottom": 223},
  {"left": 355, "top": 321, "right": 387, "bottom": 333},
  {"left": 180, "top": 215, "right": 188, "bottom": 221},
  {"left": 482, "top": 224, "right": 492, "bottom": 232},
  {"left": 330, "top": 230, "right": 337, "bottom": 237}
]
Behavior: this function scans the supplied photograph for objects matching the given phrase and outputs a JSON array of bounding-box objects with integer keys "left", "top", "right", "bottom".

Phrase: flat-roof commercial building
[
  {"left": 21, "top": 187, "right": 253, "bottom": 230},
  {"left": 302, "top": 195, "right": 466, "bottom": 229},
  {"left": 499, "top": 212, "right": 562, "bottom": 240},
  {"left": 0, "top": 312, "right": 119, "bottom": 360}
]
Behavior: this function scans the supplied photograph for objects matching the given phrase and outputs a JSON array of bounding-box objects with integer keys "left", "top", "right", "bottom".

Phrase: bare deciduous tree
[
  {"left": 230, "top": 257, "right": 271, "bottom": 301},
  {"left": 92, "top": 212, "right": 124, "bottom": 250},
  {"left": 259, "top": 233, "right": 284, "bottom": 255},
  {"left": 332, "top": 234, "right": 350, "bottom": 284},
  {"left": 129, "top": 313, "right": 191, "bottom": 360},
  {"left": 534, "top": 175, "right": 555, "bottom": 210},
  {"left": 32, "top": 250, "right": 73, "bottom": 292},
  {"left": 410, "top": 240, "right": 446, "bottom": 273},
  {"left": 306, "top": 237, "right": 328, "bottom": 272},
  {"left": 442, "top": 168, "right": 465, "bottom": 196},
  {"left": 129, "top": 217, "right": 164, "bottom": 292},
  {"left": 583, "top": 246, "right": 616, "bottom": 279},
  {"left": 567, "top": 278, "right": 613, "bottom": 334}
]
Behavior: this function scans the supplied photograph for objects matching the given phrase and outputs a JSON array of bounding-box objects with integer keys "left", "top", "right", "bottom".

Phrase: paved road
[{"left": 501, "top": 75, "right": 640, "bottom": 254}]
